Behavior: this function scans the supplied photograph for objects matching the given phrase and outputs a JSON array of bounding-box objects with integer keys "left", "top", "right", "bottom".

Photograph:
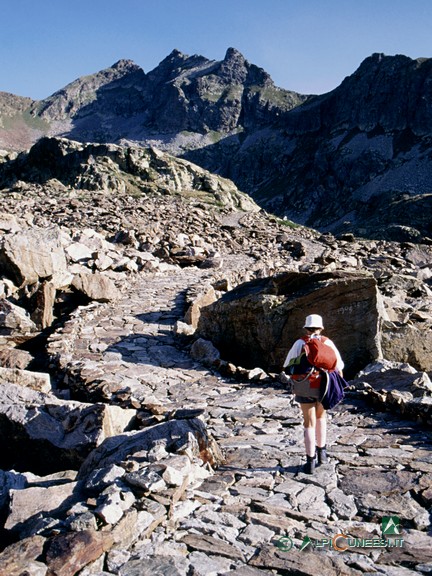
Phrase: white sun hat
[{"left": 304, "top": 314, "right": 324, "bottom": 329}]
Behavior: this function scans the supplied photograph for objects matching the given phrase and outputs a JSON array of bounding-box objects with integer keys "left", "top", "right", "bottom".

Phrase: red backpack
[{"left": 302, "top": 336, "right": 338, "bottom": 371}]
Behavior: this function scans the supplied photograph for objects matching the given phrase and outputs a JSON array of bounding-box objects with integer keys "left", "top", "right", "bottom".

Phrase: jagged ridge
[{"left": 1, "top": 49, "right": 432, "bottom": 241}]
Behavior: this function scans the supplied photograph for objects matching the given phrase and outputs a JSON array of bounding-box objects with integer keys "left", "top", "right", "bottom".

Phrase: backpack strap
[
  {"left": 318, "top": 370, "right": 330, "bottom": 402},
  {"left": 291, "top": 367, "right": 315, "bottom": 382}
]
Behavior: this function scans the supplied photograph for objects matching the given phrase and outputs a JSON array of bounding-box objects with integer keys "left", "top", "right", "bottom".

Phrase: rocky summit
[
  {"left": 1, "top": 49, "right": 432, "bottom": 241},
  {"left": 0, "top": 136, "right": 431, "bottom": 575}
]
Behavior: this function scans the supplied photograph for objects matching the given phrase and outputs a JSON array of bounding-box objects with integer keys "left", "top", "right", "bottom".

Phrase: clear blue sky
[{"left": 2, "top": 0, "right": 432, "bottom": 100}]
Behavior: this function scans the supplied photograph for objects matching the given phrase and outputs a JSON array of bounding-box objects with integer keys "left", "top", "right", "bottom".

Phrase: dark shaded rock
[
  {"left": 78, "top": 417, "right": 222, "bottom": 479},
  {"left": 0, "top": 534, "right": 46, "bottom": 574},
  {"left": 197, "top": 270, "right": 382, "bottom": 377},
  {"left": 190, "top": 338, "right": 221, "bottom": 367},
  {"left": 44, "top": 530, "right": 114, "bottom": 576}
]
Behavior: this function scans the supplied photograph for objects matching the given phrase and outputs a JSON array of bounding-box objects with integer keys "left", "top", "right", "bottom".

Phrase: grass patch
[
  {"left": 248, "top": 85, "right": 306, "bottom": 109},
  {"left": 274, "top": 216, "right": 301, "bottom": 229},
  {"left": 22, "top": 110, "right": 50, "bottom": 131},
  {"left": 0, "top": 110, "right": 50, "bottom": 132},
  {"left": 207, "top": 130, "right": 224, "bottom": 143}
]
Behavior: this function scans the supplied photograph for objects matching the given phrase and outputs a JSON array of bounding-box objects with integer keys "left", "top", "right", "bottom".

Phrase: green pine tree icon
[
  {"left": 300, "top": 536, "right": 314, "bottom": 551},
  {"left": 382, "top": 516, "right": 401, "bottom": 535}
]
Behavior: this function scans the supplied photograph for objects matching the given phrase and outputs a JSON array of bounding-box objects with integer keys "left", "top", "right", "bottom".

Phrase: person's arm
[{"left": 325, "top": 339, "right": 344, "bottom": 375}]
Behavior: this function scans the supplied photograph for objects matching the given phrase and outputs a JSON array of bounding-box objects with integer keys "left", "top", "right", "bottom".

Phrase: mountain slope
[
  {"left": 21, "top": 48, "right": 307, "bottom": 152},
  {"left": 186, "top": 53, "right": 432, "bottom": 241},
  {"left": 0, "top": 92, "right": 43, "bottom": 151},
  {"left": 1, "top": 49, "right": 432, "bottom": 241}
]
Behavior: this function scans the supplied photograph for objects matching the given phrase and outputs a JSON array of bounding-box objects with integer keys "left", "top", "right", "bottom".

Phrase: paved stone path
[{"left": 49, "top": 264, "right": 432, "bottom": 575}]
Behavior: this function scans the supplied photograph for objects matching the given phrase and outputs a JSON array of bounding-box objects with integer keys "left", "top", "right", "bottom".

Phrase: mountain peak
[
  {"left": 111, "top": 59, "right": 142, "bottom": 72},
  {"left": 219, "top": 47, "right": 271, "bottom": 87},
  {"left": 160, "top": 49, "right": 189, "bottom": 67},
  {"left": 169, "top": 48, "right": 187, "bottom": 59},
  {"left": 219, "top": 47, "right": 248, "bottom": 83},
  {"left": 224, "top": 47, "right": 246, "bottom": 63}
]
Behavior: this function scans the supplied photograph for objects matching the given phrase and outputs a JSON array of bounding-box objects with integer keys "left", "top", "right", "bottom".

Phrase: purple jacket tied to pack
[{"left": 320, "top": 371, "right": 348, "bottom": 410}]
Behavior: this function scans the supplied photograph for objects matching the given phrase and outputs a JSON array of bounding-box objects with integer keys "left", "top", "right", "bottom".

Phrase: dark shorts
[{"left": 295, "top": 395, "right": 319, "bottom": 404}]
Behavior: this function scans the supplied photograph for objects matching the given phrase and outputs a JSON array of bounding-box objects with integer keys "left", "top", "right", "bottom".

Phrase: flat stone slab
[
  {"left": 249, "top": 543, "right": 362, "bottom": 575},
  {"left": 338, "top": 467, "right": 417, "bottom": 496},
  {"left": 180, "top": 533, "right": 246, "bottom": 561}
]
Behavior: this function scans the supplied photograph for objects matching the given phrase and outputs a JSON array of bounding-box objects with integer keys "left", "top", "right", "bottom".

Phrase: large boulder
[
  {"left": 196, "top": 271, "right": 383, "bottom": 377},
  {"left": 0, "top": 383, "right": 136, "bottom": 474},
  {"left": 0, "top": 226, "right": 67, "bottom": 287},
  {"left": 78, "top": 417, "right": 222, "bottom": 480},
  {"left": 0, "top": 298, "right": 37, "bottom": 336},
  {"left": 71, "top": 271, "right": 120, "bottom": 302},
  {"left": 381, "top": 320, "right": 432, "bottom": 372},
  {"left": 0, "top": 366, "right": 51, "bottom": 393}
]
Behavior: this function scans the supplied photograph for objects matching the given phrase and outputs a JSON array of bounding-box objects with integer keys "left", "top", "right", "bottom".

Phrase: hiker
[{"left": 283, "top": 314, "right": 344, "bottom": 474}]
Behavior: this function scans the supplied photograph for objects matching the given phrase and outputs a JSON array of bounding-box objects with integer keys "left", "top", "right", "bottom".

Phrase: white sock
[
  {"left": 316, "top": 417, "right": 327, "bottom": 448},
  {"left": 304, "top": 427, "right": 316, "bottom": 457}
]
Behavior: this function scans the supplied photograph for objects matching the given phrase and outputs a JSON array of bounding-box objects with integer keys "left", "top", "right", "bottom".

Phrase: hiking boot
[
  {"left": 303, "top": 455, "right": 316, "bottom": 474},
  {"left": 317, "top": 446, "right": 328, "bottom": 465}
]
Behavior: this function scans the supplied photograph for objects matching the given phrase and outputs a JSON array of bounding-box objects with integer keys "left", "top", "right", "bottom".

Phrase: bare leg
[
  {"left": 300, "top": 403, "right": 317, "bottom": 458},
  {"left": 300, "top": 402, "right": 317, "bottom": 428},
  {"left": 316, "top": 402, "right": 327, "bottom": 448},
  {"left": 315, "top": 402, "right": 328, "bottom": 464}
]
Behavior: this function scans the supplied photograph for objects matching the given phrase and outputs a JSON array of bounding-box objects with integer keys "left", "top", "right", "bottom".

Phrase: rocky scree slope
[
  {"left": 3, "top": 49, "right": 432, "bottom": 241},
  {"left": 0, "top": 138, "right": 431, "bottom": 574},
  {"left": 186, "top": 53, "right": 432, "bottom": 243},
  {"left": 0, "top": 136, "right": 431, "bottom": 378}
]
